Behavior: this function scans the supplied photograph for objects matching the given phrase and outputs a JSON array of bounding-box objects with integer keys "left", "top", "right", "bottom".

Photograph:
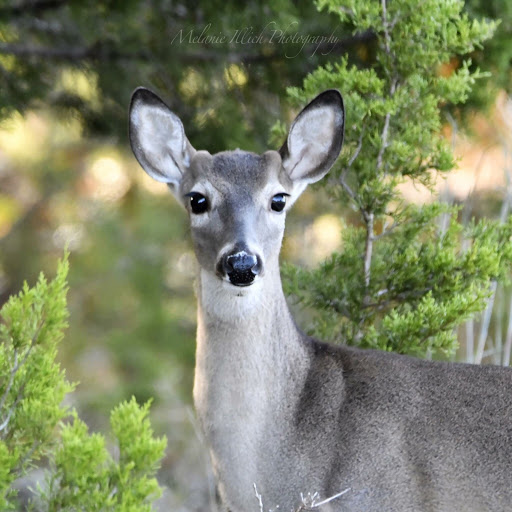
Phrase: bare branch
[
  {"left": 309, "top": 488, "right": 351, "bottom": 508},
  {"left": 376, "top": 78, "right": 397, "bottom": 172},
  {"left": 338, "top": 128, "right": 365, "bottom": 211},
  {"left": 475, "top": 176, "right": 512, "bottom": 364},
  {"left": 503, "top": 294, "right": 512, "bottom": 366},
  {"left": 363, "top": 213, "right": 375, "bottom": 290},
  {"left": 381, "top": 0, "right": 391, "bottom": 54},
  {"left": 253, "top": 483, "right": 264, "bottom": 512},
  {"left": 376, "top": 111, "right": 391, "bottom": 172},
  {"left": 347, "top": 129, "right": 364, "bottom": 169},
  {"left": 253, "top": 484, "right": 350, "bottom": 512},
  {"left": 296, "top": 488, "right": 351, "bottom": 511},
  {"left": 339, "top": 172, "right": 358, "bottom": 206}
]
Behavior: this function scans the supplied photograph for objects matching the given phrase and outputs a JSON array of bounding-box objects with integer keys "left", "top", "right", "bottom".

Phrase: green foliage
[
  {"left": 45, "top": 399, "right": 166, "bottom": 511},
  {"left": 0, "top": 0, "right": 510, "bottom": 424},
  {"left": 0, "top": 0, "right": 340, "bottom": 151},
  {"left": 0, "top": 256, "right": 73, "bottom": 509},
  {"left": 464, "top": 0, "right": 512, "bottom": 111},
  {"left": 280, "top": 0, "right": 512, "bottom": 359},
  {"left": 285, "top": 205, "right": 512, "bottom": 356},
  {"left": 276, "top": 0, "right": 497, "bottom": 211},
  {"left": 0, "top": 257, "right": 166, "bottom": 510}
]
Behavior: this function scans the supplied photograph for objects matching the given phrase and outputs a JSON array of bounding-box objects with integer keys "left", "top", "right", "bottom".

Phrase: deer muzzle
[{"left": 218, "top": 249, "right": 262, "bottom": 286}]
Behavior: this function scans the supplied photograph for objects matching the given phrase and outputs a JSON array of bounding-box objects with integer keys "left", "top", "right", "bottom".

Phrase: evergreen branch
[
  {"left": 339, "top": 127, "right": 365, "bottom": 213},
  {"left": 362, "top": 286, "right": 435, "bottom": 311},
  {"left": 326, "top": 299, "right": 352, "bottom": 319},
  {"left": 373, "top": 219, "right": 403, "bottom": 240},
  {"left": 0, "top": 321, "right": 42, "bottom": 436},
  {"left": 0, "top": 351, "right": 18, "bottom": 414},
  {"left": 0, "top": 380, "right": 27, "bottom": 434},
  {"left": 347, "top": 129, "right": 365, "bottom": 169},
  {"left": 396, "top": 293, "right": 484, "bottom": 354},
  {"left": 15, "top": 439, "right": 40, "bottom": 474},
  {"left": 339, "top": 172, "right": 358, "bottom": 206}
]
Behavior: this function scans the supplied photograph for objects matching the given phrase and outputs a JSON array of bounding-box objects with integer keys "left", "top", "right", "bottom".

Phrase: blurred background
[{"left": 0, "top": 1, "right": 510, "bottom": 509}]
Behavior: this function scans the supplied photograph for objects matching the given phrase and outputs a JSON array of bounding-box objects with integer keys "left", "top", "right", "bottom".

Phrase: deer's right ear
[{"left": 129, "top": 88, "right": 196, "bottom": 190}]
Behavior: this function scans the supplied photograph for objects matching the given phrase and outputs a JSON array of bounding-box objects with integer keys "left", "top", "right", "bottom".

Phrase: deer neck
[
  {"left": 194, "top": 264, "right": 307, "bottom": 400},
  {"left": 193, "top": 264, "right": 310, "bottom": 504}
]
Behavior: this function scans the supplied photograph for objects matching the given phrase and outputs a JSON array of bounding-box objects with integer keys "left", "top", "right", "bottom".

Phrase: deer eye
[
  {"left": 271, "top": 193, "right": 288, "bottom": 212},
  {"left": 186, "top": 192, "right": 208, "bottom": 214}
]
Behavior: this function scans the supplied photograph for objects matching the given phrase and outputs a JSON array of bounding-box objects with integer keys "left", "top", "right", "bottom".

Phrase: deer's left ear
[{"left": 279, "top": 90, "right": 344, "bottom": 187}]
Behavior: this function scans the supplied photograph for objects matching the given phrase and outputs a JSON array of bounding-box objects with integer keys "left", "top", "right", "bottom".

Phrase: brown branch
[
  {"left": 0, "top": 28, "right": 377, "bottom": 64},
  {"left": 0, "top": 0, "right": 67, "bottom": 17},
  {"left": 0, "top": 42, "right": 149, "bottom": 62}
]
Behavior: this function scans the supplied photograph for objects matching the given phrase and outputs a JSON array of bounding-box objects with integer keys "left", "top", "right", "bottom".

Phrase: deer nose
[{"left": 220, "top": 250, "right": 261, "bottom": 286}]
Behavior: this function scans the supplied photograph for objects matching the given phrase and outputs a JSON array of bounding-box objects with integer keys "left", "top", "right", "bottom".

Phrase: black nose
[{"left": 220, "top": 250, "right": 261, "bottom": 286}]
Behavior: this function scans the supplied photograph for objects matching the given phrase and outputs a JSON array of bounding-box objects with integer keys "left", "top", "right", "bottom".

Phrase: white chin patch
[{"left": 201, "top": 270, "right": 264, "bottom": 319}]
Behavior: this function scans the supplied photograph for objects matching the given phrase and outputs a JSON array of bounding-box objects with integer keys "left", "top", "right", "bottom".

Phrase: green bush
[
  {"left": 0, "top": 255, "right": 166, "bottom": 510},
  {"left": 276, "top": 0, "right": 512, "bottom": 359}
]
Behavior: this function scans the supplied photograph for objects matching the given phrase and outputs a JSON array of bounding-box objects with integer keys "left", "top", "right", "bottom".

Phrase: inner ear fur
[
  {"left": 129, "top": 87, "right": 196, "bottom": 189},
  {"left": 279, "top": 89, "right": 344, "bottom": 185}
]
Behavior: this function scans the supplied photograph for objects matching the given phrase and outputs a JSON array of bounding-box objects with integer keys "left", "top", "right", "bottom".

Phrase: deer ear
[
  {"left": 279, "top": 90, "right": 344, "bottom": 186},
  {"left": 129, "top": 87, "right": 196, "bottom": 190}
]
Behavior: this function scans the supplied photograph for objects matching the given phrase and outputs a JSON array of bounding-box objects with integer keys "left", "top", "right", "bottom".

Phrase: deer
[{"left": 129, "top": 87, "right": 512, "bottom": 512}]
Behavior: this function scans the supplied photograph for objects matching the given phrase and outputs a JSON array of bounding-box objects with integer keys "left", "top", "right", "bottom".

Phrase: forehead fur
[
  {"left": 187, "top": 149, "right": 287, "bottom": 192},
  {"left": 212, "top": 150, "right": 277, "bottom": 187}
]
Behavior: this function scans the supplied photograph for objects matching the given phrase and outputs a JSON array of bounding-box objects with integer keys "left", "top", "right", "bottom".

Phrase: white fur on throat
[{"left": 193, "top": 267, "right": 309, "bottom": 509}]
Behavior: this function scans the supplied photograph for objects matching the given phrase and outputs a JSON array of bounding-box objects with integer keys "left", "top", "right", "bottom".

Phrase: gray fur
[{"left": 129, "top": 88, "right": 512, "bottom": 512}]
